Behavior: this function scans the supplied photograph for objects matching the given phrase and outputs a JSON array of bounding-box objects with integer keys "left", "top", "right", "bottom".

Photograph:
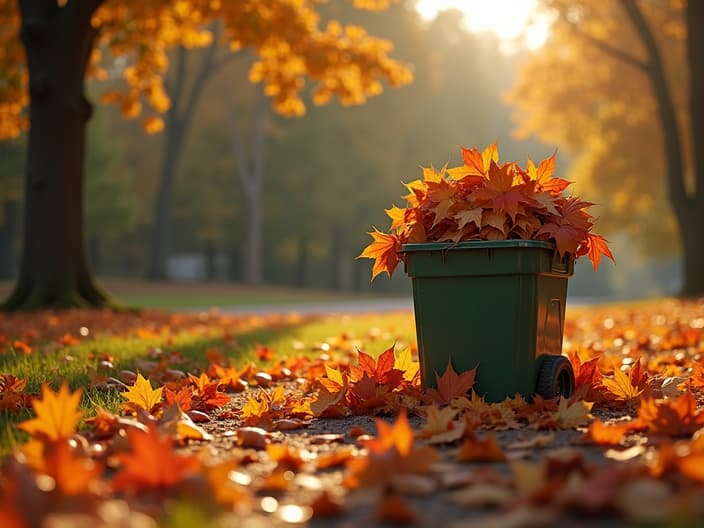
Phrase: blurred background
[{"left": 0, "top": 0, "right": 688, "bottom": 305}]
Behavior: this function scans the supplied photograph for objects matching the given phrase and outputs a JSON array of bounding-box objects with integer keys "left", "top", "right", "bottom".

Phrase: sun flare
[{"left": 415, "top": 0, "right": 552, "bottom": 52}]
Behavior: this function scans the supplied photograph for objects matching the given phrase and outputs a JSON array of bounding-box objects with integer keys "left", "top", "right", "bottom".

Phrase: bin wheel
[{"left": 535, "top": 355, "right": 574, "bottom": 399}]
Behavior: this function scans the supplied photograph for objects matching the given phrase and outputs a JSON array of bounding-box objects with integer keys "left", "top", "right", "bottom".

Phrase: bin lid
[{"left": 401, "top": 240, "right": 556, "bottom": 252}]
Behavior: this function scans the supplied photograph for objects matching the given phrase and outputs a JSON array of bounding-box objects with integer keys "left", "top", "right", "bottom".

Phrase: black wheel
[{"left": 535, "top": 355, "right": 574, "bottom": 399}]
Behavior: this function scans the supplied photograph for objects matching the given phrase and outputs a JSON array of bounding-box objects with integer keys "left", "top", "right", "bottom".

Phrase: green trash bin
[{"left": 402, "top": 240, "right": 575, "bottom": 403}]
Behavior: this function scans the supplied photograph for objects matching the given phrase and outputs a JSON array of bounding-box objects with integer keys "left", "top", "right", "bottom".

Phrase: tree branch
[{"left": 555, "top": 4, "right": 649, "bottom": 72}]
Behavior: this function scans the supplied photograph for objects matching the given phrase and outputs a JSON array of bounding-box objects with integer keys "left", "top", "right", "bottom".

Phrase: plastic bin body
[{"left": 402, "top": 240, "right": 573, "bottom": 402}]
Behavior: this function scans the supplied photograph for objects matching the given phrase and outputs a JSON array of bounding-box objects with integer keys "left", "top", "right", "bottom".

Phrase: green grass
[
  {"left": 0, "top": 310, "right": 416, "bottom": 456},
  {"left": 115, "top": 292, "right": 364, "bottom": 310}
]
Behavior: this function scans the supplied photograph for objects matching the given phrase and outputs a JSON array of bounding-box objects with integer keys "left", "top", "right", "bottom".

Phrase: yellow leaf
[
  {"left": 417, "top": 406, "right": 458, "bottom": 439},
  {"left": 394, "top": 347, "right": 419, "bottom": 382},
  {"left": 121, "top": 373, "right": 163, "bottom": 413},
  {"left": 602, "top": 367, "right": 643, "bottom": 401},
  {"left": 18, "top": 383, "right": 82, "bottom": 441},
  {"left": 325, "top": 364, "right": 345, "bottom": 386},
  {"left": 554, "top": 397, "right": 593, "bottom": 428}
]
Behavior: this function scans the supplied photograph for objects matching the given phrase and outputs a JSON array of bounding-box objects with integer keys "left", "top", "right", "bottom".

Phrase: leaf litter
[{"left": 1, "top": 299, "right": 704, "bottom": 525}]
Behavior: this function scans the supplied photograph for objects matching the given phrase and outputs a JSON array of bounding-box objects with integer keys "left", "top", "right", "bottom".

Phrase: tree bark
[
  {"left": 566, "top": 1, "right": 704, "bottom": 295},
  {"left": 681, "top": 1, "right": 704, "bottom": 295},
  {"left": 0, "top": 201, "right": 19, "bottom": 280},
  {"left": 230, "top": 86, "right": 267, "bottom": 285},
  {"left": 3, "top": 0, "right": 111, "bottom": 310}
]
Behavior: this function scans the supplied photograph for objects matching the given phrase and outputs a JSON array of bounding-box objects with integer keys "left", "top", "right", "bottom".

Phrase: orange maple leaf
[
  {"left": 427, "top": 360, "right": 476, "bottom": 405},
  {"left": 358, "top": 229, "right": 402, "bottom": 280},
  {"left": 456, "top": 431, "right": 506, "bottom": 462},
  {"left": 527, "top": 152, "right": 571, "bottom": 196},
  {"left": 112, "top": 423, "right": 199, "bottom": 492},
  {"left": 638, "top": 392, "right": 704, "bottom": 436},
  {"left": 18, "top": 382, "right": 82, "bottom": 441},
  {"left": 351, "top": 410, "right": 439, "bottom": 487},
  {"left": 586, "top": 419, "right": 640, "bottom": 446},
  {"left": 42, "top": 440, "right": 104, "bottom": 495},
  {"left": 459, "top": 146, "right": 486, "bottom": 177},
  {"left": 584, "top": 233, "right": 615, "bottom": 272}
]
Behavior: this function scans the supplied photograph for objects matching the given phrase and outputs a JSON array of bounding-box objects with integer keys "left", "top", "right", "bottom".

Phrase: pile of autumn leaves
[
  {"left": 2, "top": 303, "right": 704, "bottom": 525},
  {"left": 360, "top": 143, "right": 614, "bottom": 280}
]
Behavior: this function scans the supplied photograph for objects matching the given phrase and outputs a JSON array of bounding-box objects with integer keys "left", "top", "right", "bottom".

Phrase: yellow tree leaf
[
  {"left": 121, "top": 373, "right": 163, "bottom": 414},
  {"left": 18, "top": 382, "right": 82, "bottom": 441}
]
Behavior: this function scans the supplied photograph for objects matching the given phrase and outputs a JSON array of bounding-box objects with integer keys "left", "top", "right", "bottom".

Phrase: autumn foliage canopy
[
  {"left": 0, "top": 0, "right": 412, "bottom": 139},
  {"left": 359, "top": 143, "right": 615, "bottom": 279}
]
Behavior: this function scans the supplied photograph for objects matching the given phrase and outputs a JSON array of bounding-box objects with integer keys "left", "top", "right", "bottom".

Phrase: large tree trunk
[
  {"left": 3, "top": 0, "right": 110, "bottom": 310},
  {"left": 681, "top": 1, "right": 704, "bottom": 295},
  {"left": 619, "top": 0, "right": 703, "bottom": 296},
  {"left": 0, "top": 201, "right": 19, "bottom": 280}
]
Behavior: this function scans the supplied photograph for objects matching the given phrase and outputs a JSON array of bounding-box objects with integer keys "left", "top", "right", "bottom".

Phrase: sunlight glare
[{"left": 415, "top": 0, "right": 551, "bottom": 52}]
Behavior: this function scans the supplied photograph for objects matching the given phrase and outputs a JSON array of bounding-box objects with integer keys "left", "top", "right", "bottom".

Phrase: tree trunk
[
  {"left": 619, "top": 0, "right": 703, "bottom": 296},
  {"left": 147, "top": 41, "right": 221, "bottom": 280},
  {"left": 0, "top": 201, "right": 19, "bottom": 280},
  {"left": 681, "top": 1, "right": 704, "bottom": 296},
  {"left": 230, "top": 86, "right": 267, "bottom": 285},
  {"left": 3, "top": 0, "right": 110, "bottom": 310}
]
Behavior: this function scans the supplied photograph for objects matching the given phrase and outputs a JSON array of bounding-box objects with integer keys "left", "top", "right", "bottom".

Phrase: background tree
[
  {"left": 509, "top": 0, "right": 703, "bottom": 295},
  {"left": 0, "top": 0, "right": 412, "bottom": 309}
]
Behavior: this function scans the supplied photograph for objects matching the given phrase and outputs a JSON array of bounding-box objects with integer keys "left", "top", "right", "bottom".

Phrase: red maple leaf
[
  {"left": 354, "top": 346, "right": 404, "bottom": 389},
  {"left": 426, "top": 360, "right": 476, "bottom": 405}
]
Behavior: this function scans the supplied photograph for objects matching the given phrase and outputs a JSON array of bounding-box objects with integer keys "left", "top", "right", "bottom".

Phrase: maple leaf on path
[
  {"left": 42, "top": 440, "right": 104, "bottom": 495},
  {"left": 112, "top": 423, "right": 200, "bottom": 492},
  {"left": 121, "top": 372, "right": 163, "bottom": 414},
  {"left": 427, "top": 360, "right": 476, "bottom": 405},
  {"left": 586, "top": 419, "right": 640, "bottom": 446},
  {"left": 601, "top": 361, "right": 647, "bottom": 403},
  {"left": 638, "top": 392, "right": 704, "bottom": 436},
  {"left": 350, "top": 410, "right": 439, "bottom": 488},
  {"left": 18, "top": 382, "right": 82, "bottom": 441},
  {"left": 552, "top": 397, "right": 593, "bottom": 429},
  {"left": 358, "top": 229, "right": 402, "bottom": 280},
  {"left": 416, "top": 405, "right": 458, "bottom": 439},
  {"left": 164, "top": 386, "right": 192, "bottom": 412},
  {"left": 355, "top": 345, "right": 404, "bottom": 388},
  {"left": 456, "top": 432, "right": 506, "bottom": 462}
]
